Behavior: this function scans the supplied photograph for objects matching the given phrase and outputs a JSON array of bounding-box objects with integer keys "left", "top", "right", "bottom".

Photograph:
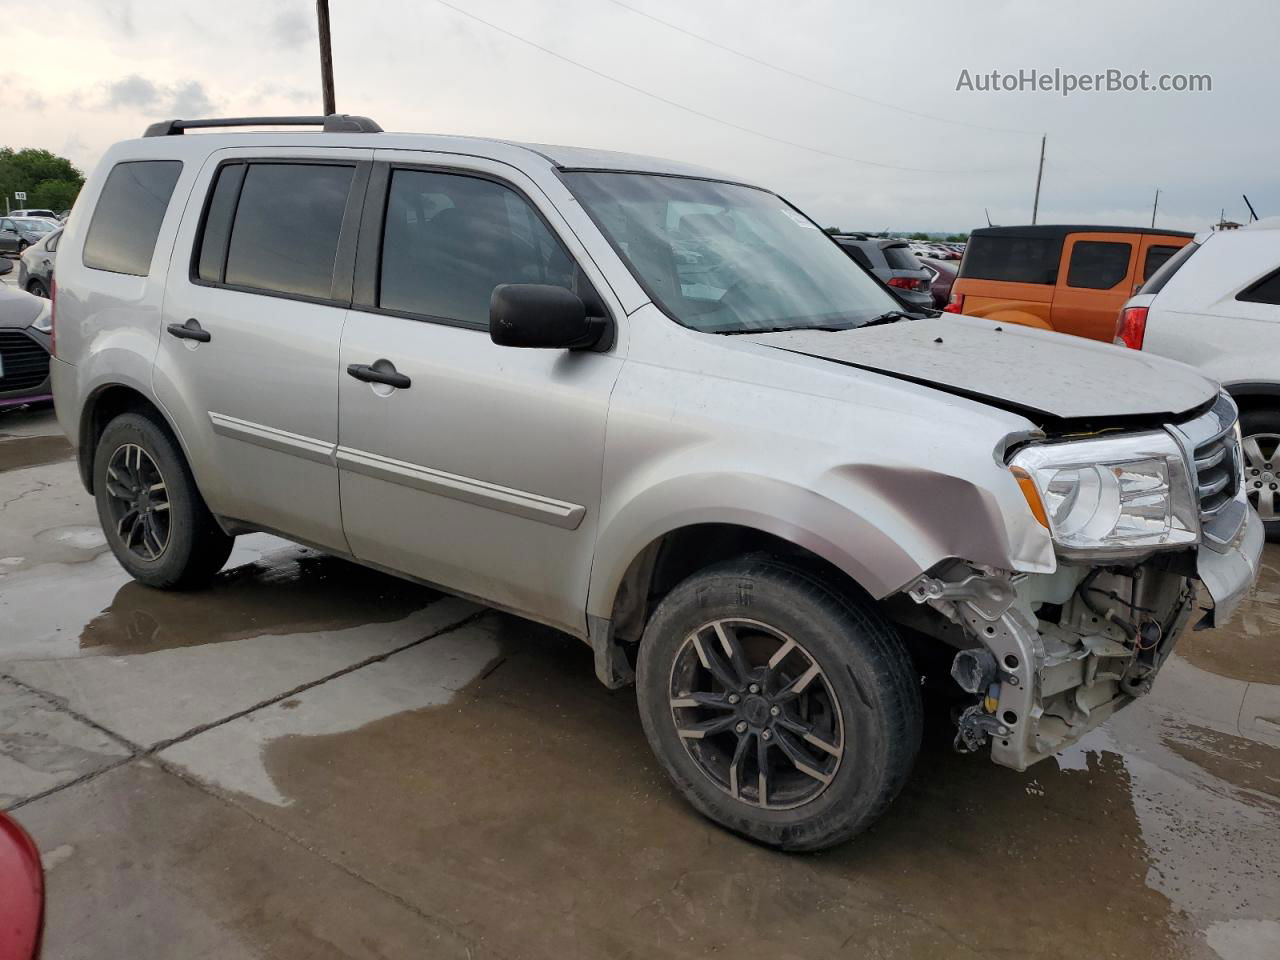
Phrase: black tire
[
  {"left": 26, "top": 279, "right": 47, "bottom": 298},
  {"left": 16, "top": 240, "right": 27, "bottom": 254},
  {"left": 94, "top": 412, "right": 234, "bottom": 588},
  {"left": 636, "top": 557, "right": 922, "bottom": 851},
  {"left": 1240, "top": 406, "right": 1280, "bottom": 542}
]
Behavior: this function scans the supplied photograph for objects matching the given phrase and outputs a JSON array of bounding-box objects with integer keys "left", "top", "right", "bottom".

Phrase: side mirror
[{"left": 489, "top": 284, "right": 611, "bottom": 351}]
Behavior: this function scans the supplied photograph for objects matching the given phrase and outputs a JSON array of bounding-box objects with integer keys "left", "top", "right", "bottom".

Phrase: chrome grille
[
  {"left": 1174, "top": 394, "right": 1242, "bottom": 522},
  {"left": 0, "top": 329, "right": 51, "bottom": 393}
]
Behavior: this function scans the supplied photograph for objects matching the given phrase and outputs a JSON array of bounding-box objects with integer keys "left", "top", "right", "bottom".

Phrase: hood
[
  {"left": 746, "top": 314, "right": 1216, "bottom": 424},
  {"left": 0, "top": 285, "right": 45, "bottom": 329}
]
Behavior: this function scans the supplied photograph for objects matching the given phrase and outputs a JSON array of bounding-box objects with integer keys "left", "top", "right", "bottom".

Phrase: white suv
[
  {"left": 1120, "top": 219, "right": 1280, "bottom": 539},
  {"left": 50, "top": 115, "right": 1262, "bottom": 850}
]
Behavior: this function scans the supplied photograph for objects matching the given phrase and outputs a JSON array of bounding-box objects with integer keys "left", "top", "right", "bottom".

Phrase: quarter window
[
  {"left": 378, "top": 169, "right": 578, "bottom": 326},
  {"left": 220, "top": 163, "right": 355, "bottom": 300},
  {"left": 1066, "top": 241, "right": 1132, "bottom": 289},
  {"left": 1237, "top": 267, "right": 1280, "bottom": 306},
  {"left": 82, "top": 160, "right": 183, "bottom": 276}
]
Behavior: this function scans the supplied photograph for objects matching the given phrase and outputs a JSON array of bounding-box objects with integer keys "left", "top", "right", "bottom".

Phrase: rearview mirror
[{"left": 490, "top": 284, "right": 610, "bottom": 351}]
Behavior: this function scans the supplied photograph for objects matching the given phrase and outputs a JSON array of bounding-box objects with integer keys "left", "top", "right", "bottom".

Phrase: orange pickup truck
[{"left": 946, "top": 225, "right": 1192, "bottom": 342}]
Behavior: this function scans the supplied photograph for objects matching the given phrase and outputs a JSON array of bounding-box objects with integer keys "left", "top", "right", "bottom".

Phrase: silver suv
[{"left": 51, "top": 116, "right": 1262, "bottom": 850}]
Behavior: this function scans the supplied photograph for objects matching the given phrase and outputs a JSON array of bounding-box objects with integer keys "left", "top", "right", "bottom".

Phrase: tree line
[{"left": 1, "top": 148, "right": 84, "bottom": 213}]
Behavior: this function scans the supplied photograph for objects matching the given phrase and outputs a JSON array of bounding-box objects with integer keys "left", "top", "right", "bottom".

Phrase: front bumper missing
[{"left": 907, "top": 511, "right": 1262, "bottom": 771}]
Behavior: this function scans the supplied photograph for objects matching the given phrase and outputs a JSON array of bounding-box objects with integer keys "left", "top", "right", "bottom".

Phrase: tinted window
[
  {"left": 223, "top": 163, "right": 354, "bottom": 299},
  {"left": 195, "top": 163, "right": 246, "bottom": 283},
  {"left": 881, "top": 244, "right": 922, "bottom": 271},
  {"left": 379, "top": 169, "right": 577, "bottom": 326},
  {"left": 82, "top": 160, "right": 183, "bottom": 276},
  {"left": 1142, "top": 244, "right": 1180, "bottom": 281},
  {"left": 1238, "top": 267, "right": 1280, "bottom": 306},
  {"left": 1066, "top": 241, "right": 1132, "bottom": 289},
  {"left": 46, "top": 230, "right": 60, "bottom": 253},
  {"left": 1139, "top": 241, "right": 1199, "bottom": 295},
  {"left": 838, "top": 242, "right": 873, "bottom": 270},
  {"left": 960, "top": 235, "right": 1061, "bottom": 284}
]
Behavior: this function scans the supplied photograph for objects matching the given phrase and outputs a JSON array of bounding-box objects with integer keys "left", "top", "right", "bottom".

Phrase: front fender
[{"left": 587, "top": 466, "right": 1054, "bottom": 619}]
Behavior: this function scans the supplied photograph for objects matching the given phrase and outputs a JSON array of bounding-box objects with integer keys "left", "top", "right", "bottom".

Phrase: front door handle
[
  {"left": 167, "top": 318, "right": 211, "bottom": 343},
  {"left": 347, "top": 360, "right": 411, "bottom": 389}
]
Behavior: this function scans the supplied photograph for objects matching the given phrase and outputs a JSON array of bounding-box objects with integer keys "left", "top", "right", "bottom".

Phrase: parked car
[
  {"left": 52, "top": 115, "right": 1261, "bottom": 851},
  {"left": 919, "top": 256, "right": 957, "bottom": 309},
  {"left": 17, "top": 228, "right": 59, "bottom": 298},
  {"left": 947, "top": 225, "right": 1193, "bottom": 341},
  {"left": 8, "top": 208, "right": 58, "bottom": 221},
  {"left": 0, "top": 285, "right": 52, "bottom": 407},
  {"left": 0, "top": 812, "right": 43, "bottom": 960},
  {"left": 0, "top": 217, "right": 59, "bottom": 255},
  {"left": 833, "top": 235, "right": 934, "bottom": 309},
  {"left": 1118, "top": 218, "right": 1280, "bottom": 540}
]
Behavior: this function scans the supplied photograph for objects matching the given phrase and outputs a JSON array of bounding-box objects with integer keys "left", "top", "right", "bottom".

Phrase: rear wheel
[
  {"left": 94, "top": 412, "right": 234, "bottom": 588},
  {"left": 636, "top": 557, "right": 922, "bottom": 851},
  {"left": 25, "top": 279, "right": 47, "bottom": 298},
  {"left": 1240, "top": 407, "right": 1280, "bottom": 542}
]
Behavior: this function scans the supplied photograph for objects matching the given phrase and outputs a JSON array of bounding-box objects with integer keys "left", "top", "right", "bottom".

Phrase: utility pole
[
  {"left": 316, "top": 0, "right": 336, "bottom": 116},
  {"left": 1031, "top": 134, "right": 1046, "bottom": 225},
  {"left": 1150, "top": 188, "right": 1160, "bottom": 228}
]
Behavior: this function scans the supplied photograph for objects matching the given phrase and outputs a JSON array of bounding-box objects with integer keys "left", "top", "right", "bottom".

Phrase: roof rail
[{"left": 143, "top": 114, "right": 383, "bottom": 137}]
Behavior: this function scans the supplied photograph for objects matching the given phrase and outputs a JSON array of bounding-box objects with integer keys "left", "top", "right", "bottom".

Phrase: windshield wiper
[
  {"left": 857, "top": 310, "right": 919, "bottom": 328},
  {"left": 717, "top": 323, "right": 856, "bottom": 336}
]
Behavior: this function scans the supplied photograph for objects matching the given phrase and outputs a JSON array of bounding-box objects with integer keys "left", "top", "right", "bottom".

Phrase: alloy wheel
[
  {"left": 103, "top": 443, "right": 171, "bottom": 560},
  {"left": 668, "top": 617, "right": 844, "bottom": 810},
  {"left": 1243, "top": 432, "right": 1280, "bottom": 520}
]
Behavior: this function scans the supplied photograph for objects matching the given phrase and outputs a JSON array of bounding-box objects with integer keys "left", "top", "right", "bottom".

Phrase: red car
[
  {"left": 919, "top": 256, "right": 958, "bottom": 309},
  {"left": 0, "top": 813, "right": 43, "bottom": 960}
]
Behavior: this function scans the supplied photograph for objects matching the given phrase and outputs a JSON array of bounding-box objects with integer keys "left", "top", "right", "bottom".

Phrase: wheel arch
[
  {"left": 77, "top": 383, "right": 182, "bottom": 494},
  {"left": 1224, "top": 380, "right": 1280, "bottom": 413}
]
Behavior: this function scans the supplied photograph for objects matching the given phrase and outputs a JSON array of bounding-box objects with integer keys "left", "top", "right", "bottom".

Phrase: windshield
[
  {"left": 561, "top": 172, "right": 898, "bottom": 333},
  {"left": 14, "top": 219, "right": 55, "bottom": 234}
]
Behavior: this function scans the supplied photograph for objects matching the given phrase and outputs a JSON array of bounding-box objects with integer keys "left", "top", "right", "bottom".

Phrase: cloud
[
  {"left": 99, "top": 0, "right": 135, "bottom": 36},
  {"left": 96, "top": 75, "right": 217, "bottom": 118},
  {"left": 104, "top": 74, "right": 159, "bottom": 110},
  {"left": 269, "top": 7, "right": 313, "bottom": 49}
]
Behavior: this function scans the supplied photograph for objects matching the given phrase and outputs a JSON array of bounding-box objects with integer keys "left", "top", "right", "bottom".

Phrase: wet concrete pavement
[{"left": 2, "top": 405, "right": 1279, "bottom": 959}]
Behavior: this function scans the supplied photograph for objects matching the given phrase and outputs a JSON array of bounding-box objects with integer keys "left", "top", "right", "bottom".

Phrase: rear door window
[
  {"left": 1139, "top": 241, "right": 1199, "bottom": 295},
  {"left": 838, "top": 243, "right": 873, "bottom": 270},
  {"left": 377, "top": 168, "right": 577, "bottom": 327},
  {"left": 961, "top": 235, "right": 1061, "bottom": 284},
  {"left": 1066, "top": 240, "right": 1132, "bottom": 289},
  {"left": 81, "top": 160, "right": 183, "bottom": 276},
  {"left": 1142, "top": 244, "right": 1181, "bottom": 281},
  {"left": 220, "top": 163, "right": 356, "bottom": 300}
]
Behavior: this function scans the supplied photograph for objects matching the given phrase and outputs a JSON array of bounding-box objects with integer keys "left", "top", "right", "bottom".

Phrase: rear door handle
[
  {"left": 167, "top": 318, "right": 211, "bottom": 343},
  {"left": 347, "top": 361, "right": 411, "bottom": 389}
]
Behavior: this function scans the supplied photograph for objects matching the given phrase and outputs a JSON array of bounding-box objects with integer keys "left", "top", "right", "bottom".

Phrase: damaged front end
[
  {"left": 905, "top": 558, "right": 1195, "bottom": 770},
  {"left": 898, "top": 392, "right": 1264, "bottom": 771}
]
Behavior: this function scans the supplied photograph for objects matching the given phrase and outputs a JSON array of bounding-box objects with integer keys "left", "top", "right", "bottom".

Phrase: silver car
[{"left": 50, "top": 115, "right": 1263, "bottom": 850}]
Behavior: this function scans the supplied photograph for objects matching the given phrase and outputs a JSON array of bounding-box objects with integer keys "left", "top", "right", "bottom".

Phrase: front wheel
[
  {"left": 26, "top": 279, "right": 47, "bottom": 298},
  {"left": 1240, "top": 407, "right": 1280, "bottom": 542},
  {"left": 636, "top": 557, "right": 922, "bottom": 851},
  {"left": 94, "top": 412, "right": 234, "bottom": 588}
]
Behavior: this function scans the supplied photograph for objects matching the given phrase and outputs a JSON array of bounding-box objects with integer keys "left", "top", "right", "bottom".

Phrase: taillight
[
  {"left": 943, "top": 292, "right": 965, "bottom": 314},
  {"left": 1117, "top": 305, "right": 1147, "bottom": 349},
  {"left": 887, "top": 277, "right": 913, "bottom": 289},
  {"left": 49, "top": 277, "right": 57, "bottom": 358}
]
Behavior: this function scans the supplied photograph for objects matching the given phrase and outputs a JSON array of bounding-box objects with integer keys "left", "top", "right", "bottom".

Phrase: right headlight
[{"left": 1010, "top": 430, "right": 1198, "bottom": 557}]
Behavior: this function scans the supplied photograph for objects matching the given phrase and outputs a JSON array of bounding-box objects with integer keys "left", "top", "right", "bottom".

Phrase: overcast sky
[{"left": 8, "top": 0, "right": 1277, "bottom": 232}]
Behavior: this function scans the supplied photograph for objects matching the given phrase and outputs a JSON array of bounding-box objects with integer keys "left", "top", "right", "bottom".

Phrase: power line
[
  {"left": 605, "top": 0, "right": 1039, "bottom": 137},
  {"left": 427, "top": 0, "right": 1023, "bottom": 175}
]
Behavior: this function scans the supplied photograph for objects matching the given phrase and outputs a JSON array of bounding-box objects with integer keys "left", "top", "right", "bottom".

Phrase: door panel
[
  {"left": 1050, "top": 233, "right": 1139, "bottom": 341},
  {"left": 337, "top": 156, "right": 624, "bottom": 634},
  {"left": 154, "top": 148, "right": 372, "bottom": 550}
]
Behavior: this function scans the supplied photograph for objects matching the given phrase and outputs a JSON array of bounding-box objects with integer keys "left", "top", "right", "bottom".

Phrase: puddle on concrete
[
  {"left": 191, "top": 618, "right": 1244, "bottom": 959},
  {"left": 0, "top": 434, "right": 73, "bottom": 473},
  {"left": 79, "top": 547, "right": 438, "bottom": 657},
  {"left": 1179, "top": 548, "right": 1280, "bottom": 686}
]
